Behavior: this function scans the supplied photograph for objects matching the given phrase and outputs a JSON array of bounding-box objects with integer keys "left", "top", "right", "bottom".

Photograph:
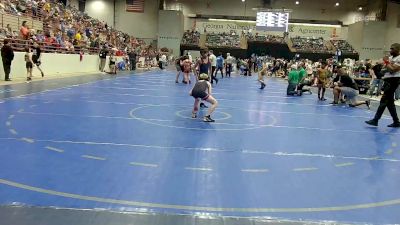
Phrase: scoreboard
[{"left": 256, "top": 11, "right": 290, "bottom": 32}]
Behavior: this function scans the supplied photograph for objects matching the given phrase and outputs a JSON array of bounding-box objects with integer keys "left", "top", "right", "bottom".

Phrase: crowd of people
[
  {"left": 291, "top": 36, "right": 328, "bottom": 53},
  {"left": 0, "top": 0, "right": 175, "bottom": 81},
  {"left": 205, "top": 32, "right": 240, "bottom": 48},
  {"left": 180, "top": 30, "right": 356, "bottom": 55},
  {"left": 247, "top": 34, "right": 285, "bottom": 43},
  {"left": 331, "top": 40, "right": 357, "bottom": 54},
  {"left": 181, "top": 30, "right": 200, "bottom": 46},
  {"left": 0, "top": 0, "right": 152, "bottom": 56}
]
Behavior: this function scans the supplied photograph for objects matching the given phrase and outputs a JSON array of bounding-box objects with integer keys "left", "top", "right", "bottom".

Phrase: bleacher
[
  {"left": 0, "top": 0, "right": 148, "bottom": 56},
  {"left": 205, "top": 32, "right": 240, "bottom": 48},
  {"left": 247, "top": 34, "right": 285, "bottom": 44},
  {"left": 181, "top": 30, "right": 200, "bottom": 46},
  {"left": 331, "top": 40, "right": 357, "bottom": 54},
  {"left": 291, "top": 36, "right": 329, "bottom": 53}
]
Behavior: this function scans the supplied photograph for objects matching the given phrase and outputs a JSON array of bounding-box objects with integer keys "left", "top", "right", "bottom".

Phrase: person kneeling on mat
[
  {"left": 287, "top": 64, "right": 300, "bottom": 96},
  {"left": 190, "top": 73, "right": 218, "bottom": 122}
]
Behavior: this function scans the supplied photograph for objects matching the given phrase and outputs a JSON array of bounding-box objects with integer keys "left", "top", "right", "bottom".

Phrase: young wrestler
[
  {"left": 258, "top": 62, "right": 268, "bottom": 89},
  {"left": 24, "top": 47, "right": 34, "bottom": 82},
  {"left": 195, "top": 51, "right": 211, "bottom": 108},
  {"left": 190, "top": 73, "right": 218, "bottom": 122},
  {"left": 181, "top": 55, "right": 192, "bottom": 84},
  {"left": 317, "top": 61, "right": 329, "bottom": 101}
]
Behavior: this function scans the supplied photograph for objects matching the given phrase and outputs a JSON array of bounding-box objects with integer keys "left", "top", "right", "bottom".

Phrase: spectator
[
  {"left": 206, "top": 32, "right": 240, "bottom": 48},
  {"left": 20, "top": 21, "right": 30, "bottom": 40},
  {"left": 1, "top": 39, "right": 14, "bottom": 81},
  {"left": 108, "top": 51, "right": 117, "bottom": 74},
  {"left": 291, "top": 36, "right": 328, "bottom": 53},
  {"left": 181, "top": 30, "right": 200, "bottom": 45},
  {"left": 128, "top": 49, "right": 137, "bottom": 71},
  {"left": 99, "top": 45, "right": 108, "bottom": 72},
  {"left": 215, "top": 52, "right": 224, "bottom": 78}
]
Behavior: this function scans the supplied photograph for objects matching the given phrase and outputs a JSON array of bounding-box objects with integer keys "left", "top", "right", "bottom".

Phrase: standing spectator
[
  {"left": 366, "top": 43, "right": 400, "bottom": 128},
  {"left": 128, "top": 49, "right": 137, "bottom": 71},
  {"left": 367, "top": 62, "right": 384, "bottom": 96},
  {"left": 32, "top": 42, "right": 45, "bottom": 77},
  {"left": 215, "top": 52, "right": 224, "bottom": 78},
  {"left": 156, "top": 53, "right": 161, "bottom": 69},
  {"left": 1, "top": 39, "right": 14, "bottom": 81},
  {"left": 160, "top": 53, "right": 167, "bottom": 70},
  {"left": 108, "top": 51, "right": 117, "bottom": 75},
  {"left": 225, "top": 53, "right": 233, "bottom": 77},
  {"left": 209, "top": 50, "right": 218, "bottom": 84},
  {"left": 98, "top": 46, "right": 108, "bottom": 72}
]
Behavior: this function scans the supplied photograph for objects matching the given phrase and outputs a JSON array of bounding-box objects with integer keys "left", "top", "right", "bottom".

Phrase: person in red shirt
[{"left": 20, "top": 21, "right": 30, "bottom": 40}]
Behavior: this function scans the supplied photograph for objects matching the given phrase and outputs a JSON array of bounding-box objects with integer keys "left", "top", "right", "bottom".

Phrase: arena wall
[
  {"left": 85, "top": 0, "right": 159, "bottom": 39},
  {"left": 0, "top": 53, "right": 108, "bottom": 79},
  {"left": 385, "top": 1, "right": 400, "bottom": 51}
]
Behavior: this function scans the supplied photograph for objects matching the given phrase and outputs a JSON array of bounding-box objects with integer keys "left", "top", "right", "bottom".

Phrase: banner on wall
[{"left": 194, "top": 20, "right": 346, "bottom": 39}]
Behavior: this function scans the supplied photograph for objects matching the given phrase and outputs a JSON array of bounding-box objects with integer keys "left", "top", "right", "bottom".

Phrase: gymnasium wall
[
  {"left": 85, "top": 0, "right": 159, "bottom": 39},
  {"left": 157, "top": 10, "right": 184, "bottom": 56},
  {"left": 347, "top": 21, "right": 364, "bottom": 54},
  {"left": 85, "top": 0, "right": 115, "bottom": 27},
  {"left": 385, "top": 1, "right": 400, "bottom": 51}
]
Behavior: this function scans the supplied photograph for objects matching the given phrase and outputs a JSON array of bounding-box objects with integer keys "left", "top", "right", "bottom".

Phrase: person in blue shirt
[{"left": 215, "top": 52, "right": 224, "bottom": 78}]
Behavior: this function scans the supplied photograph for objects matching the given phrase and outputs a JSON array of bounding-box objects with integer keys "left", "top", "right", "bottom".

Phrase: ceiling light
[
  {"left": 295, "top": 1, "right": 299, "bottom": 5},
  {"left": 358, "top": 6, "right": 363, "bottom": 11},
  {"left": 242, "top": 0, "right": 245, "bottom": 2},
  {"left": 335, "top": 2, "right": 339, "bottom": 6}
]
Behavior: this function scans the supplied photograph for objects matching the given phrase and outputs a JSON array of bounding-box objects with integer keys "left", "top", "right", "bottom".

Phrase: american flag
[{"left": 126, "top": 0, "right": 145, "bottom": 13}]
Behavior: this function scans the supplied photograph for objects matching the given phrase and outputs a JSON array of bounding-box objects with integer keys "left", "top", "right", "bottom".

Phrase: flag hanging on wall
[{"left": 126, "top": 0, "right": 145, "bottom": 13}]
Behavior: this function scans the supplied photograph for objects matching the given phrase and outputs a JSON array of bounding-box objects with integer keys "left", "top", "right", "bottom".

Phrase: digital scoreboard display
[{"left": 256, "top": 11, "right": 290, "bottom": 32}]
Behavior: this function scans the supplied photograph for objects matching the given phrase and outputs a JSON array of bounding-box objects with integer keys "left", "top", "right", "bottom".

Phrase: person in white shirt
[
  {"left": 225, "top": 53, "right": 234, "bottom": 77},
  {"left": 306, "top": 61, "right": 313, "bottom": 77},
  {"left": 366, "top": 43, "right": 400, "bottom": 127},
  {"left": 208, "top": 50, "right": 218, "bottom": 84},
  {"left": 161, "top": 54, "right": 167, "bottom": 69},
  {"left": 187, "top": 52, "right": 192, "bottom": 63}
]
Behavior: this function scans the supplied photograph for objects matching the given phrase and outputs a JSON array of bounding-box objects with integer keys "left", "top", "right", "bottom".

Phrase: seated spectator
[
  {"left": 331, "top": 40, "right": 357, "bottom": 54},
  {"left": 6, "top": 24, "right": 12, "bottom": 35},
  {"left": 181, "top": 30, "right": 200, "bottom": 45},
  {"left": 291, "top": 36, "right": 328, "bottom": 53},
  {"left": 206, "top": 32, "right": 240, "bottom": 48}
]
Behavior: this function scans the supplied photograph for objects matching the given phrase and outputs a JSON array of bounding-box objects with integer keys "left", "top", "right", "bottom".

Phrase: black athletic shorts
[
  {"left": 26, "top": 62, "right": 33, "bottom": 69},
  {"left": 192, "top": 91, "right": 209, "bottom": 100},
  {"left": 33, "top": 58, "right": 41, "bottom": 66}
]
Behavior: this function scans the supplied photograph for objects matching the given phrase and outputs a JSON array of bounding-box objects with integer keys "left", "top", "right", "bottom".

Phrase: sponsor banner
[{"left": 194, "top": 20, "right": 346, "bottom": 39}]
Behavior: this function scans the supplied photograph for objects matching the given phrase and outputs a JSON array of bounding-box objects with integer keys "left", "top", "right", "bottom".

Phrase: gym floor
[{"left": 0, "top": 70, "right": 399, "bottom": 225}]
